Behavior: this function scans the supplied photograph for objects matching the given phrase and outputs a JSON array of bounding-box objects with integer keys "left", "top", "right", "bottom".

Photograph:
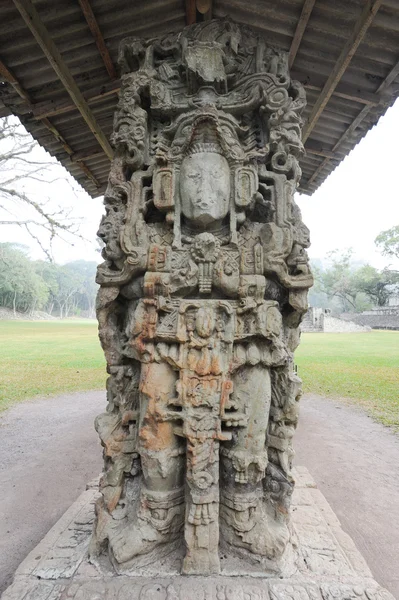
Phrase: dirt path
[
  {"left": 1, "top": 392, "right": 398, "bottom": 597},
  {"left": 0, "top": 392, "right": 103, "bottom": 594},
  {"left": 295, "top": 394, "right": 399, "bottom": 598}
]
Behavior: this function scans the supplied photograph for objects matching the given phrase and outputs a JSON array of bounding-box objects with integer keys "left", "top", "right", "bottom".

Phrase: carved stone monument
[{"left": 91, "top": 19, "right": 313, "bottom": 576}]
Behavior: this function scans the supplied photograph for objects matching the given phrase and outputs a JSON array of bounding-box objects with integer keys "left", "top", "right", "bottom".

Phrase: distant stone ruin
[
  {"left": 301, "top": 307, "right": 370, "bottom": 333},
  {"left": 340, "top": 306, "right": 399, "bottom": 330}
]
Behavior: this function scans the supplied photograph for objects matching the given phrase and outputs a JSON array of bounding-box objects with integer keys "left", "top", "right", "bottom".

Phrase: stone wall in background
[
  {"left": 323, "top": 315, "right": 370, "bottom": 333},
  {"left": 340, "top": 309, "right": 399, "bottom": 330},
  {"left": 302, "top": 308, "right": 370, "bottom": 333}
]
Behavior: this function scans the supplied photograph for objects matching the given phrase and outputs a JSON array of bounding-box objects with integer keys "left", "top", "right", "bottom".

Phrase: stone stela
[{"left": 91, "top": 19, "right": 313, "bottom": 576}]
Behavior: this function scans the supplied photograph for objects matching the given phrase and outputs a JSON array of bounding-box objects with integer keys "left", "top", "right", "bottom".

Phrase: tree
[
  {"left": 34, "top": 260, "right": 60, "bottom": 315},
  {"left": 317, "top": 249, "right": 361, "bottom": 312},
  {"left": 64, "top": 260, "right": 98, "bottom": 318},
  {"left": 52, "top": 265, "right": 84, "bottom": 319},
  {"left": 354, "top": 265, "right": 399, "bottom": 307},
  {"left": 0, "top": 243, "right": 48, "bottom": 315},
  {"left": 311, "top": 250, "right": 399, "bottom": 312},
  {"left": 375, "top": 225, "right": 399, "bottom": 260},
  {"left": 0, "top": 117, "right": 82, "bottom": 261}
]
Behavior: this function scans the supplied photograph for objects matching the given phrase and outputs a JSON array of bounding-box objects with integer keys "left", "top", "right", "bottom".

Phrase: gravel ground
[
  {"left": 0, "top": 391, "right": 398, "bottom": 597},
  {"left": 0, "top": 391, "right": 103, "bottom": 594},
  {"left": 295, "top": 394, "right": 399, "bottom": 598}
]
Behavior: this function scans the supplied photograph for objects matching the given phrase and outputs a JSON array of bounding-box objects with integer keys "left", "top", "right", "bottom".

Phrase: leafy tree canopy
[
  {"left": 375, "top": 225, "right": 399, "bottom": 261},
  {"left": 0, "top": 243, "right": 97, "bottom": 318}
]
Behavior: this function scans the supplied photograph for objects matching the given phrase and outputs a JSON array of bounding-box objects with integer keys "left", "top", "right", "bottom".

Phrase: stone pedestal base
[{"left": 1, "top": 468, "right": 394, "bottom": 600}]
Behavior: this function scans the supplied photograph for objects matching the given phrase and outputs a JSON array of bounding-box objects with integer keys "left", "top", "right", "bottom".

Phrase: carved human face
[
  {"left": 97, "top": 209, "right": 124, "bottom": 262},
  {"left": 180, "top": 152, "right": 230, "bottom": 227}
]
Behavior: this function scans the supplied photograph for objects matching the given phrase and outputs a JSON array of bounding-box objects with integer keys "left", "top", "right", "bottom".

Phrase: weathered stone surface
[
  {"left": 1, "top": 469, "right": 394, "bottom": 600},
  {"left": 92, "top": 17, "right": 313, "bottom": 576}
]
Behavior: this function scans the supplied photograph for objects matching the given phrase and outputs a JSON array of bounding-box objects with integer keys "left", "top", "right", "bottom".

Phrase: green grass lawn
[
  {"left": 296, "top": 331, "right": 399, "bottom": 430},
  {"left": 1, "top": 322, "right": 398, "bottom": 431},
  {"left": 0, "top": 320, "right": 106, "bottom": 411}
]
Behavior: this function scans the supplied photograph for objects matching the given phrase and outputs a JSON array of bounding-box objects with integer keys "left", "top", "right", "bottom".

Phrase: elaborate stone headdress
[{"left": 186, "top": 118, "right": 224, "bottom": 156}]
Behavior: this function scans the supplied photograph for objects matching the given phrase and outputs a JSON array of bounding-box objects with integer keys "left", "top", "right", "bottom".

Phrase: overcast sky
[
  {"left": 296, "top": 98, "right": 399, "bottom": 270},
  {"left": 1, "top": 99, "right": 398, "bottom": 269}
]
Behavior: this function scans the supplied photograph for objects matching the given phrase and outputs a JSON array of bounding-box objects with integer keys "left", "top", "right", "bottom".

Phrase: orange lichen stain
[
  {"left": 210, "top": 353, "right": 222, "bottom": 375},
  {"left": 220, "top": 380, "right": 233, "bottom": 416},
  {"left": 106, "top": 486, "right": 122, "bottom": 513},
  {"left": 139, "top": 394, "right": 175, "bottom": 452},
  {"left": 140, "top": 420, "right": 175, "bottom": 452},
  {"left": 121, "top": 410, "right": 138, "bottom": 426}
]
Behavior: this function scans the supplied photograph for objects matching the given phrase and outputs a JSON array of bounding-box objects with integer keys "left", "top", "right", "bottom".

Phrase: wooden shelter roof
[{"left": 0, "top": 0, "right": 398, "bottom": 197}]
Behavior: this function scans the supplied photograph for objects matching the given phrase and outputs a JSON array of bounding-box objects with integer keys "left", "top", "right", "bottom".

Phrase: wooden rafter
[
  {"left": 289, "top": 0, "right": 316, "bottom": 69},
  {"left": 302, "top": 0, "right": 383, "bottom": 143},
  {"left": 77, "top": 0, "right": 117, "bottom": 80},
  {"left": 0, "top": 56, "right": 100, "bottom": 189},
  {"left": 0, "top": 57, "right": 30, "bottom": 103},
  {"left": 13, "top": 0, "right": 114, "bottom": 161},
  {"left": 71, "top": 148, "right": 105, "bottom": 162},
  {"left": 292, "top": 70, "right": 381, "bottom": 107},
  {"left": 303, "top": 54, "right": 399, "bottom": 192},
  {"left": 32, "top": 81, "right": 120, "bottom": 120},
  {"left": 305, "top": 142, "right": 336, "bottom": 160}
]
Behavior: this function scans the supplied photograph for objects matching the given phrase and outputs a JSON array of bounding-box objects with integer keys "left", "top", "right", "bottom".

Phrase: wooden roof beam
[
  {"left": 303, "top": 54, "right": 399, "bottom": 192},
  {"left": 70, "top": 148, "right": 105, "bottom": 162},
  {"left": 292, "top": 70, "right": 381, "bottom": 106},
  {"left": 289, "top": 0, "right": 316, "bottom": 69},
  {"left": 77, "top": 0, "right": 117, "bottom": 80},
  {"left": 302, "top": 0, "right": 384, "bottom": 143},
  {"left": 32, "top": 80, "right": 120, "bottom": 120},
  {"left": 13, "top": 0, "right": 114, "bottom": 161},
  {"left": 305, "top": 142, "right": 337, "bottom": 160},
  {"left": 0, "top": 56, "right": 31, "bottom": 103},
  {"left": 0, "top": 55, "right": 100, "bottom": 189}
]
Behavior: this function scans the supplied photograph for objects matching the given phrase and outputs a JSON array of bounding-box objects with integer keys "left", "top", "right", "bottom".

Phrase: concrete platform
[{"left": 1, "top": 468, "right": 394, "bottom": 600}]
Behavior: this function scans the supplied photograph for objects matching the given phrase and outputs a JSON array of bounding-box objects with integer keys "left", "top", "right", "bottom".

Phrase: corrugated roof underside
[{"left": 0, "top": 0, "right": 398, "bottom": 198}]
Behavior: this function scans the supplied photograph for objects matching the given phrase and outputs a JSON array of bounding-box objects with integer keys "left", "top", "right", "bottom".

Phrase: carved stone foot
[
  {"left": 108, "top": 488, "right": 185, "bottom": 564},
  {"left": 182, "top": 547, "right": 220, "bottom": 575},
  {"left": 109, "top": 517, "right": 174, "bottom": 563},
  {"left": 220, "top": 491, "right": 289, "bottom": 560},
  {"left": 183, "top": 510, "right": 221, "bottom": 575}
]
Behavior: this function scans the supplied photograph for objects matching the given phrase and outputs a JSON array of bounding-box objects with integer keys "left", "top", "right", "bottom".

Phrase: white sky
[
  {"left": 1, "top": 99, "right": 399, "bottom": 269},
  {"left": 296, "top": 98, "right": 399, "bottom": 270}
]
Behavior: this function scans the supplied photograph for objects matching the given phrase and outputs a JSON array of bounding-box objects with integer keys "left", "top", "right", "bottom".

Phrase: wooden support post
[{"left": 185, "top": 0, "right": 196, "bottom": 25}]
